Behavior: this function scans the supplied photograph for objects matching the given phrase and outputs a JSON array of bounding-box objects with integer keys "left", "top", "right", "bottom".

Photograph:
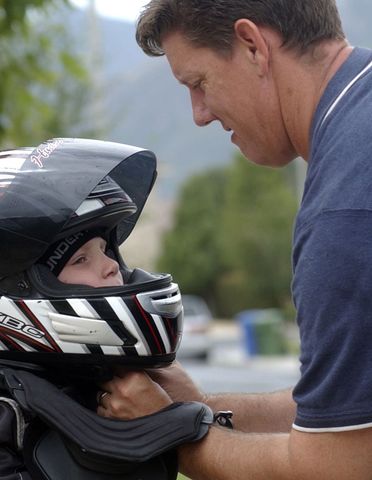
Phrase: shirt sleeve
[{"left": 292, "top": 209, "right": 372, "bottom": 432}]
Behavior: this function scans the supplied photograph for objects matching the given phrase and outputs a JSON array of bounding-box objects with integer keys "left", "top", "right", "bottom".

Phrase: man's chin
[
  {"left": 231, "top": 133, "right": 252, "bottom": 158},
  {"left": 234, "top": 139, "right": 296, "bottom": 168}
]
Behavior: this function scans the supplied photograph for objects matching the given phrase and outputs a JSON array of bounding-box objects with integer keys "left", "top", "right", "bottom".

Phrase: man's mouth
[{"left": 220, "top": 121, "right": 231, "bottom": 132}]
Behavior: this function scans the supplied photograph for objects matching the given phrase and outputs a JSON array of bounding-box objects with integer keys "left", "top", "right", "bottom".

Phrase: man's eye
[{"left": 192, "top": 80, "right": 206, "bottom": 93}]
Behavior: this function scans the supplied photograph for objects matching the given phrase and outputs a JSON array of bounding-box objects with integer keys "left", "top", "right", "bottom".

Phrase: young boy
[
  {"left": 0, "top": 138, "right": 184, "bottom": 480},
  {"left": 40, "top": 230, "right": 124, "bottom": 288}
]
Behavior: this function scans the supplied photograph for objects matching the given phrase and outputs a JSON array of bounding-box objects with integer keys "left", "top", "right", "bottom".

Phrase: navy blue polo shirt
[{"left": 292, "top": 47, "right": 372, "bottom": 432}]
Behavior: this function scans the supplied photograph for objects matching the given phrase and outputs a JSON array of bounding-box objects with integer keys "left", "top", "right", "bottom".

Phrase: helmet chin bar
[{"left": 0, "top": 266, "right": 183, "bottom": 377}]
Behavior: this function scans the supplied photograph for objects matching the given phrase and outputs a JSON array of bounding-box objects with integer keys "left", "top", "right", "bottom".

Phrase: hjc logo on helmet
[{"left": 0, "top": 313, "right": 45, "bottom": 339}]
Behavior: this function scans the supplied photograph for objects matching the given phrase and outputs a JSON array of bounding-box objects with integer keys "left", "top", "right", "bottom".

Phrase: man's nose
[{"left": 190, "top": 92, "right": 216, "bottom": 127}]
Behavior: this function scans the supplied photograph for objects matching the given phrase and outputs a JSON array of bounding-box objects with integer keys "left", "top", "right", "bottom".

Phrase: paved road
[
  {"left": 179, "top": 322, "right": 301, "bottom": 394},
  {"left": 181, "top": 356, "right": 300, "bottom": 394}
]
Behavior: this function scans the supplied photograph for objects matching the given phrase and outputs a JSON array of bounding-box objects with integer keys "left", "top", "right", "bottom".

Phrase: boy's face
[{"left": 58, "top": 237, "right": 124, "bottom": 288}]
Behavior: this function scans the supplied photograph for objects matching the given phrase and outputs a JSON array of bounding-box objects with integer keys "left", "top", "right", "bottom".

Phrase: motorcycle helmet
[{"left": 0, "top": 138, "right": 183, "bottom": 373}]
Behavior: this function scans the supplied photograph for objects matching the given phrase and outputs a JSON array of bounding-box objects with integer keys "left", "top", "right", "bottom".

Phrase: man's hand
[
  {"left": 97, "top": 370, "right": 172, "bottom": 419},
  {"left": 146, "top": 361, "right": 206, "bottom": 403}
]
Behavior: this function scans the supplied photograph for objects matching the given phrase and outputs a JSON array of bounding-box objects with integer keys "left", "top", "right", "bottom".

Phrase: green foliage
[
  {"left": 0, "top": 0, "right": 91, "bottom": 147},
  {"left": 157, "top": 154, "right": 298, "bottom": 318},
  {"left": 157, "top": 168, "right": 226, "bottom": 308},
  {"left": 217, "top": 155, "right": 297, "bottom": 316},
  {"left": 0, "top": 0, "right": 55, "bottom": 31}
]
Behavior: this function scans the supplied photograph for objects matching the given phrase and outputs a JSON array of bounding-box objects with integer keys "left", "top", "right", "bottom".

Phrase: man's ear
[{"left": 234, "top": 19, "right": 270, "bottom": 76}]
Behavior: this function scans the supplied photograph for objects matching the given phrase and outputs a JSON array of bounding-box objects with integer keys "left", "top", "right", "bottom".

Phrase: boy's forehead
[{"left": 39, "top": 230, "right": 104, "bottom": 275}]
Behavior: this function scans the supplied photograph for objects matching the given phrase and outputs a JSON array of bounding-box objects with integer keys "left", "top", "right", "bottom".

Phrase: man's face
[
  {"left": 58, "top": 237, "right": 124, "bottom": 288},
  {"left": 162, "top": 31, "right": 296, "bottom": 167}
]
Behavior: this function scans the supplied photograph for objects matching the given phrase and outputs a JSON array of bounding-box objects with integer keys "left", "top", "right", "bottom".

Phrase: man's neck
[{"left": 275, "top": 40, "right": 353, "bottom": 160}]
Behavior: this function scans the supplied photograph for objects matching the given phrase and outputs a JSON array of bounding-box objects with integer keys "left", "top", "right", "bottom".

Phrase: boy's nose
[{"left": 103, "top": 256, "right": 120, "bottom": 278}]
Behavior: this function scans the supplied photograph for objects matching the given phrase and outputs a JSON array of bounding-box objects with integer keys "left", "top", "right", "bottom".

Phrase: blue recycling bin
[
  {"left": 236, "top": 309, "right": 262, "bottom": 356},
  {"left": 236, "top": 309, "right": 286, "bottom": 356}
]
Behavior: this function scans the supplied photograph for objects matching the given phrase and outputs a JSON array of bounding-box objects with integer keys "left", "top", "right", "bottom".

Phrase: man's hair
[{"left": 136, "top": 0, "right": 345, "bottom": 56}]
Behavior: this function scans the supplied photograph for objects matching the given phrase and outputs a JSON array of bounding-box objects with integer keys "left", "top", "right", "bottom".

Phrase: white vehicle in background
[{"left": 178, "top": 294, "right": 213, "bottom": 360}]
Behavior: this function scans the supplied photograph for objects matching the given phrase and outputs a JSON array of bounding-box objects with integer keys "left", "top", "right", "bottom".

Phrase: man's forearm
[
  {"left": 179, "top": 425, "right": 372, "bottom": 480},
  {"left": 99, "top": 370, "right": 372, "bottom": 479},
  {"left": 178, "top": 427, "right": 292, "bottom": 480},
  {"left": 205, "top": 388, "right": 295, "bottom": 433}
]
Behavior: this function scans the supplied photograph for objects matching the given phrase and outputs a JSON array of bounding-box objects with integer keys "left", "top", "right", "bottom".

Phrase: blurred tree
[
  {"left": 216, "top": 154, "right": 297, "bottom": 316},
  {"left": 0, "top": 0, "right": 90, "bottom": 147},
  {"left": 157, "top": 167, "right": 227, "bottom": 309},
  {"left": 157, "top": 154, "right": 298, "bottom": 318}
]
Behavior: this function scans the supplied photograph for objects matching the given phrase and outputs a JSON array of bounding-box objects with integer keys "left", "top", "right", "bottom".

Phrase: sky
[{"left": 70, "top": 0, "right": 149, "bottom": 23}]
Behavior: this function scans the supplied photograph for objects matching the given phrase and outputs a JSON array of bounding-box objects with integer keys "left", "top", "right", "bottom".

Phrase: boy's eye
[{"left": 72, "top": 256, "right": 86, "bottom": 265}]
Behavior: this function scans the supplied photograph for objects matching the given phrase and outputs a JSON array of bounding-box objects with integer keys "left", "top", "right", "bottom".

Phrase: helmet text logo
[
  {"left": 30, "top": 138, "right": 63, "bottom": 168},
  {"left": 0, "top": 313, "right": 45, "bottom": 339},
  {"left": 46, "top": 232, "right": 85, "bottom": 270}
]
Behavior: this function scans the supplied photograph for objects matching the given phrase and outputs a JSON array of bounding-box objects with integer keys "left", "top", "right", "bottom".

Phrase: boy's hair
[{"left": 136, "top": 0, "right": 345, "bottom": 56}]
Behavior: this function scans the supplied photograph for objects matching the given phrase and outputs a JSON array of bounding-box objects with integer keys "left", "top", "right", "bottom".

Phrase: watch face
[{"left": 213, "top": 410, "right": 234, "bottom": 429}]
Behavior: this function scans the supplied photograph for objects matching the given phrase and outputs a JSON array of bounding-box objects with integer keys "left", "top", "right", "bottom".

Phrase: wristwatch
[{"left": 213, "top": 410, "right": 233, "bottom": 429}]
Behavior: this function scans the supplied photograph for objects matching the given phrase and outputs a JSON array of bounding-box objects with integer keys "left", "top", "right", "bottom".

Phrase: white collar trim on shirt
[{"left": 319, "top": 59, "right": 372, "bottom": 129}]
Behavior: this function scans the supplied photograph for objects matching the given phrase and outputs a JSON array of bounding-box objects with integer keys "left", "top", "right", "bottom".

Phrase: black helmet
[{"left": 0, "top": 138, "right": 183, "bottom": 372}]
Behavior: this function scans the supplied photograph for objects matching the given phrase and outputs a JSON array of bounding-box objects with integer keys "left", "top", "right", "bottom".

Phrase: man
[{"left": 98, "top": 1, "right": 372, "bottom": 478}]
